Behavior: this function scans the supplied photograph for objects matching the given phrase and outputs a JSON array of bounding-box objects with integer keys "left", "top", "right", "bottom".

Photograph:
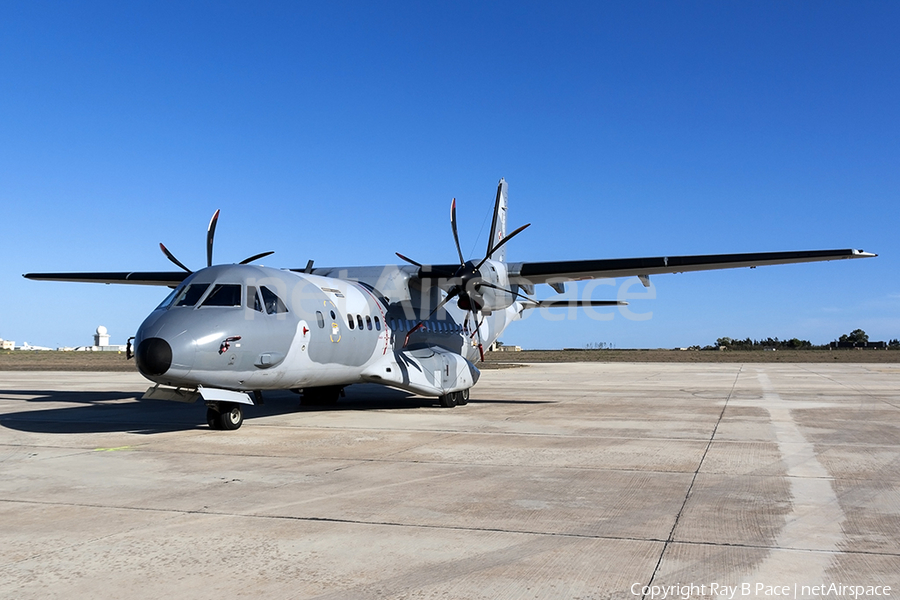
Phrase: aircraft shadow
[
  {"left": 0, "top": 384, "right": 553, "bottom": 435},
  {"left": 0, "top": 388, "right": 221, "bottom": 435}
]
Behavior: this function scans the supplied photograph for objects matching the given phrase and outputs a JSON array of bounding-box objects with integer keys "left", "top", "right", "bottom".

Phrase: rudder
[{"left": 486, "top": 178, "right": 508, "bottom": 262}]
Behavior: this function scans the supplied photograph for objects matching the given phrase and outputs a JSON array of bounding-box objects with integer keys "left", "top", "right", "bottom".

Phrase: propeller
[
  {"left": 159, "top": 210, "right": 274, "bottom": 272},
  {"left": 396, "top": 197, "right": 532, "bottom": 360},
  {"left": 206, "top": 209, "right": 219, "bottom": 268},
  {"left": 397, "top": 196, "right": 625, "bottom": 360}
]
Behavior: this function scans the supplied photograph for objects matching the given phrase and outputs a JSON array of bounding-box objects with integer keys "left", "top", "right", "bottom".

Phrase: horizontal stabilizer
[{"left": 526, "top": 300, "right": 626, "bottom": 309}]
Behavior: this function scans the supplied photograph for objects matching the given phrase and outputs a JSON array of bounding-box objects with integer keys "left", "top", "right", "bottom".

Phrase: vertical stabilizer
[{"left": 486, "top": 178, "right": 508, "bottom": 262}]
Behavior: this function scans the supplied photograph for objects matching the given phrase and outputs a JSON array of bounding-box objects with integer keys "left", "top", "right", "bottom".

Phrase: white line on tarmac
[{"left": 719, "top": 371, "right": 846, "bottom": 599}]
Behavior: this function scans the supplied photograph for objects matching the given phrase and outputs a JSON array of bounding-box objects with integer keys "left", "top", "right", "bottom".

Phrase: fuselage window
[
  {"left": 330, "top": 310, "right": 336, "bottom": 320},
  {"left": 201, "top": 284, "right": 242, "bottom": 307},
  {"left": 374, "top": 316, "right": 381, "bottom": 330},
  {"left": 357, "top": 315, "right": 364, "bottom": 330},
  {"left": 247, "top": 286, "right": 263, "bottom": 312},
  {"left": 348, "top": 315, "right": 354, "bottom": 329},
  {"left": 260, "top": 286, "right": 289, "bottom": 314},
  {"left": 174, "top": 284, "right": 210, "bottom": 307},
  {"left": 366, "top": 316, "right": 372, "bottom": 330},
  {"left": 316, "top": 311, "right": 325, "bottom": 328}
]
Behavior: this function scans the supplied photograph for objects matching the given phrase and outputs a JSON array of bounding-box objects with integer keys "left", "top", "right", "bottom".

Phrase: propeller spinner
[{"left": 396, "top": 197, "right": 532, "bottom": 360}]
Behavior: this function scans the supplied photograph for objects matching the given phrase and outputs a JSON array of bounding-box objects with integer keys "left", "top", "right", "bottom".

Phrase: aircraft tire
[
  {"left": 438, "top": 393, "right": 457, "bottom": 408},
  {"left": 218, "top": 403, "right": 244, "bottom": 430},
  {"left": 206, "top": 407, "right": 222, "bottom": 430},
  {"left": 455, "top": 389, "right": 469, "bottom": 406},
  {"left": 301, "top": 386, "right": 341, "bottom": 406}
]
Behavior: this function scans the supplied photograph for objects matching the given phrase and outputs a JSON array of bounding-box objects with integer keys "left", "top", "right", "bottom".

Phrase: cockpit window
[
  {"left": 201, "top": 284, "right": 242, "bottom": 307},
  {"left": 174, "top": 284, "right": 210, "bottom": 307},
  {"left": 260, "top": 286, "right": 288, "bottom": 314},
  {"left": 156, "top": 285, "right": 182, "bottom": 310},
  {"left": 247, "top": 286, "right": 263, "bottom": 312}
]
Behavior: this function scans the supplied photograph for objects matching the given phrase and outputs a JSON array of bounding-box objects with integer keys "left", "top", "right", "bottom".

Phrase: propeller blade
[
  {"left": 402, "top": 289, "right": 459, "bottom": 347},
  {"left": 159, "top": 243, "right": 192, "bottom": 273},
  {"left": 470, "top": 310, "right": 485, "bottom": 362},
  {"left": 476, "top": 223, "right": 531, "bottom": 270},
  {"left": 239, "top": 251, "right": 275, "bottom": 265},
  {"left": 477, "top": 281, "right": 535, "bottom": 303},
  {"left": 395, "top": 252, "right": 423, "bottom": 268},
  {"left": 450, "top": 198, "right": 465, "bottom": 265},
  {"left": 206, "top": 209, "right": 220, "bottom": 268}
]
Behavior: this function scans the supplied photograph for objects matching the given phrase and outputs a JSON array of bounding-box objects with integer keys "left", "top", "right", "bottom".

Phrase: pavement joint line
[
  {"left": 5, "top": 444, "right": 898, "bottom": 481},
  {"left": 4, "top": 426, "right": 899, "bottom": 446},
  {"left": 0, "top": 509, "right": 186, "bottom": 570},
  {"left": 378, "top": 431, "right": 458, "bottom": 459},
  {"left": 1, "top": 497, "right": 898, "bottom": 560},
  {"left": 713, "top": 371, "right": 855, "bottom": 595},
  {"left": 641, "top": 365, "right": 743, "bottom": 600},
  {"left": 794, "top": 364, "right": 900, "bottom": 410}
]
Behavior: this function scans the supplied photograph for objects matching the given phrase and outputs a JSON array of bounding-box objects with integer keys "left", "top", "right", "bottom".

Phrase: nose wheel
[{"left": 207, "top": 402, "right": 244, "bottom": 430}]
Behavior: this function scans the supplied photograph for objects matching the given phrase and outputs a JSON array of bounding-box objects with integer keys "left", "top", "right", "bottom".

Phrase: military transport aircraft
[{"left": 25, "top": 179, "right": 875, "bottom": 430}]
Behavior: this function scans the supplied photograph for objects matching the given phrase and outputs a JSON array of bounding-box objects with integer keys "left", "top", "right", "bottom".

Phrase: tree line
[{"left": 716, "top": 329, "right": 900, "bottom": 350}]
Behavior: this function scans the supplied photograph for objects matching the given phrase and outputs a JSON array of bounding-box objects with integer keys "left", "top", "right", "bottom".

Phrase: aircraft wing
[
  {"left": 23, "top": 249, "right": 876, "bottom": 288},
  {"left": 507, "top": 248, "right": 876, "bottom": 285},
  {"left": 23, "top": 272, "right": 189, "bottom": 286}
]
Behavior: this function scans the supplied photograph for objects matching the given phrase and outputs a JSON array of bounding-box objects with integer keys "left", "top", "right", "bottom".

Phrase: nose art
[{"left": 136, "top": 337, "right": 172, "bottom": 376}]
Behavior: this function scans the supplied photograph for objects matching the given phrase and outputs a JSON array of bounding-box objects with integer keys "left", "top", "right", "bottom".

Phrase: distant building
[
  {"left": 488, "top": 341, "right": 521, "bottom": 352},
  {"left": 0, "top": 339, "right": 14, "bottom": 351},
  {"left": 94, "top": 325, "right": 110, "bottom": 347},
  {"left": 57, "top": 326, "right": 128, "bottom": 352},
  {"left": 830, "top": 341, "right": 887, "bottom": 349}
]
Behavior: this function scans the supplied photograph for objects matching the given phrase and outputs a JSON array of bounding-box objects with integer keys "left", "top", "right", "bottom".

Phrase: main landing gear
[
  {"left": 207, "top": 402, "right": 244, "bottom": 430},
  {"left": 300, "top": 386, "right": 344, "bottom": 407},
  {"left": 438, "top": 388, "right": 469, "bottom": 408}
]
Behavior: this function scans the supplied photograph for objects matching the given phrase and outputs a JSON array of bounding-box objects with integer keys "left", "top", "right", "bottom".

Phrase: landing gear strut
[
  {"left": 300, "top": 386, "right": 343, "bottom": 406},
  {"left": 206, "top": 402, "right": 244, "bottom": 430}
]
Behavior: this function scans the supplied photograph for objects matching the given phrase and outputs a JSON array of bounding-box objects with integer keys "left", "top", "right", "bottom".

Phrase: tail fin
[{"left": 486, "top": 178, "right": 508, "bottom": 262}]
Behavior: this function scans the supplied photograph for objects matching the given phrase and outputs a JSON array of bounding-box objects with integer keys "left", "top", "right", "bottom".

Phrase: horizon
[{"left": 2, "top": 3, "right": 897, "bottom": 349}]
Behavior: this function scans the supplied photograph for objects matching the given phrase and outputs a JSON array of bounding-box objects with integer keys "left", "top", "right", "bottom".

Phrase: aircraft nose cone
[{"left": 136, "top": 337, "right": 172, "bottom": 376}]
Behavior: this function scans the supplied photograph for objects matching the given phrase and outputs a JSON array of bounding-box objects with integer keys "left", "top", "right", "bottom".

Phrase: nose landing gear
[{"left": 206, "top": 402, "right": 244, "bottom": 430}]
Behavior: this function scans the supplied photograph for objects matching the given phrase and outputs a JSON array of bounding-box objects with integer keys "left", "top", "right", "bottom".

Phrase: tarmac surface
[{"left": 0, "top": 363, "right": 898, "bottom": 600}]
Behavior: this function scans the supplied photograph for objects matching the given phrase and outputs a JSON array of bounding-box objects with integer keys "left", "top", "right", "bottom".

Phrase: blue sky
[{"left": 2, "top": 1, "right": 897, "bottom": 349}]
